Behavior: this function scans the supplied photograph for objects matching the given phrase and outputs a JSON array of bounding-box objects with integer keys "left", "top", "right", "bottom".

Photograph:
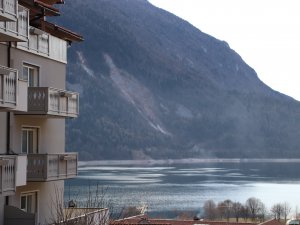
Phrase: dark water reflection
[{"left": 66, "top": 162, "right": 300, "bottom": 217}]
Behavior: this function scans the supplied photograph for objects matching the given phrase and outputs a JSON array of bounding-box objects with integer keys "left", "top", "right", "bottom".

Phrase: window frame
[
  {"left": 20, "top": 191, "right": 38, "bottom": 214},
  {"left": 21, "top": 126, "right": 39, "bottom": 154},
  {"left": 22, "top": 63, "right": 40, "bottom": 87}
]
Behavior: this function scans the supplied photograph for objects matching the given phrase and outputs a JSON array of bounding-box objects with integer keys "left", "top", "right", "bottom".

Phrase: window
[
  {"left": 22, "top": 64, "right": 39, "bottom": 87},
  {"left": 21, "top": 192, "right": 37, "bottom": 213},
  {"left": 21, "top": 127, "right": 39, "bottom": 154}
]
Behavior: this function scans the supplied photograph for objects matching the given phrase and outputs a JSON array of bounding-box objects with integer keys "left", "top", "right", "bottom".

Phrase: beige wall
[
  {"left": 10, "top": 47, "right": 66, "bottom": 89},
  {"left": 11, "top": 116, "right": 65, "bottom": 154},
  {"left": 11, "top": 180, "right": 64, "bottom": 225}
]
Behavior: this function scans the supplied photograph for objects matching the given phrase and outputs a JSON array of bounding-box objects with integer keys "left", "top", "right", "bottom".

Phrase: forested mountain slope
[{"left": 56, "top": 0, "right": 300, "bottom": 160}]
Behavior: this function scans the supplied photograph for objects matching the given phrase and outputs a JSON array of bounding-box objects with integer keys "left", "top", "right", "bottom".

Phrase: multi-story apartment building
[{"left": 0, "top": 0, "right": 83, "bottom": 224}]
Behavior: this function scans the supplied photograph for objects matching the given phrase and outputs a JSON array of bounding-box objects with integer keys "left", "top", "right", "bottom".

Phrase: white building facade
[{"left": 0, "top": 0, "right": 83, "bottom": 224}]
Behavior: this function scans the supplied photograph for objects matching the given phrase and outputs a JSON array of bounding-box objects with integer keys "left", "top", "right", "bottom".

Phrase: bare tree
[
  {"left": 203, "top": 200, "right": 217, "bottom": 220},
  {"left": 217, "top": 201, "right": 227, "bottom": 220},
  {"left": 48, "top": 185, "right": 111, "bottom": 225},
  {"left": 283, "top": 202, "right": 291, "bottom": 223},
  {"left": 240, "top": 205, "right": 249, "bottom": 222},
  {"left": 271, "top": 203, "right": 284, "bottom": 221},
  {"left": 258, "top": 203, "right": 267, "bottom": 222},
  {"left": 245, "top": 197, "right": 265, "bottom": 221},
  {"left": 218, "top": 199, "right": 233, "bottom": 221},
  {"left": 232, "top": 202, "right": 243, "bottom": 222}
]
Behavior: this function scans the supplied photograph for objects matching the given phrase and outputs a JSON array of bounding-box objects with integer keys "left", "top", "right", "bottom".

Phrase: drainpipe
[
  {"left": 5, "top": 42, "right": 12, "bottom": 206},
  {"left": 6, "top": 42, "right": 11, "bottom": 155}
]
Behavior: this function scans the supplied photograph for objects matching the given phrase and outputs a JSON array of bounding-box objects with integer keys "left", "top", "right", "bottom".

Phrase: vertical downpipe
[
  {"left": 6, "top": 42, "right": 12, "bottom": 206},
  {"left": 6, "top": 42, "right": 11, "bottom": 155}
]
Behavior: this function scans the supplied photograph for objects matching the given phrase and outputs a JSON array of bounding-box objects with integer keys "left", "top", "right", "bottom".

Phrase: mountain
[{"left": 55, "top": 0, "right": 300, "bottom": 160}]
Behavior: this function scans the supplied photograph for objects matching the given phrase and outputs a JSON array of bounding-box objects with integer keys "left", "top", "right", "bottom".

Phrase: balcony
[
  {"left": 27, "top": 153, "right": 78, "bottom": 182},
  {"left": 17, "top": 27, "right": 67, "bottom": 63},
  {"left": 25, "top": 87, "right": 79, "bottom": 118},
  {"left": 0, "top": 5, "right": 28, "bottom": 42},
  {"left": 0, "top": 65, "right": 28, "bottom": 111},
  {"left": 0, "top": 155, "right": 16, "bottom": 197},
  {"left": 0, "top": 0, "right": 17, "bottom": 21}
]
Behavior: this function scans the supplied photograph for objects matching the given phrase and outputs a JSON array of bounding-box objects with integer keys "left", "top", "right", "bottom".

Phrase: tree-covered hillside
[{"left": 54, "top": 0, "right": 300, "bottom": 160}]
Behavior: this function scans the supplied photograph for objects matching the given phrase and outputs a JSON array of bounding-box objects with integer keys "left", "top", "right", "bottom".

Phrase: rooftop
[{"left": 111, "top": 216, "right": 259, "bottom": 225}]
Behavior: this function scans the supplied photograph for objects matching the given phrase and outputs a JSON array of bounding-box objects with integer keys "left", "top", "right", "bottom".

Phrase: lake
[{"left": 65, "top": 160, "right": 300, "bottom": 218}]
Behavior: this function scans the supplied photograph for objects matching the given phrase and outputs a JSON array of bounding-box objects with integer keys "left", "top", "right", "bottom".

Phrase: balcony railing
[
  {"left": 0, "top": 65, "right": 28, "bottom": 111},
  {"left": 0, "top": 155, "right": 16, "bottom": 197},
  {"left": 17, "top": 27, "right": 67, "bottom": 63},
  {"left": 0, "top": 65, "right": 17, "bottom": 109},
  {"left": 27, "top": 153, "right": 78, "bottom": 182},
  {"left": 0, "top": 0, "right": 17, "bottom": 21},
  {"left": 0, "top": 5, "right": 28, "bottom": 42},
  {"left": 27, "top": 87, "right": 79, "bottom": 118}
]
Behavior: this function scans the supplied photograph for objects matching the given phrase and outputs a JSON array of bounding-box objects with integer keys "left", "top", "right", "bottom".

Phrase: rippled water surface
[{"left": 65, "top": 162, "right": 300, "bottom": 216}]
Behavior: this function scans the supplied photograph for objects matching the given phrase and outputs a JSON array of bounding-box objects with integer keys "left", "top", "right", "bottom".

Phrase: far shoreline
[{"left": 78, "top": 158, "right": 300, "bottom": 167}]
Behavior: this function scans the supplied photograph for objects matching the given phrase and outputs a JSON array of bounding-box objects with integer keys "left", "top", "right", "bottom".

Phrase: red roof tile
[
  {"left": 40, "top": 20, "right": 84, "bottom": 42},
  {"left": 259, "top": 219, "right": 284, "bottom": 225},
  {"left": 112, "top": 216, "right": 258, "bottom": 225}
]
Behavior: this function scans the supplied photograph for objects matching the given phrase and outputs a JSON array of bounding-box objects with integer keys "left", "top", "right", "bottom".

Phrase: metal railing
[
  {"left": 0, "top": 65, "right": 17, "bottom": 108},
  {"left": 27, "top": 153, "right": 78, "bottom": 181},
  {"left": 17, "top": 27, "right": 67, "bottom": 63},
  {"left": 0, "top": 5, "right": 28, "bottom": 41},
  {"left": 0, "top": 0, "right": 17, "bottom": 21},
  {"left": 27, "top": 87, "right": 79, "bottom": 118},
  {"left": 0, "top": 156, "right": 16, "bottom": 196}
]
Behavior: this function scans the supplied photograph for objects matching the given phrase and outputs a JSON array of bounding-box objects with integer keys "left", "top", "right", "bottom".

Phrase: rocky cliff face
[{"left": 56, "top": 0, "right": 300, "bottom": 160}]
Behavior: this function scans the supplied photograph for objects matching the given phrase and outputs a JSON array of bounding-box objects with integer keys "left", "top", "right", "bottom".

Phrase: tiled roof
[
  {"left": 258, "top": 219, "right": 284, "bottom": 225},
  {"left": 34, "top": 0, "right": 60, "bottom": 13},
  {"left": 35, "top": 0, "right": 64, "bottom": 5},
  {"left": 112, "top": 216, "right": 258, "bottom": 225},
  {"left": 40, "top": 20, "right": 84, "bottom": 42},
  {"left": 19, "top": 0, "right": 60, "bottom": 17}
]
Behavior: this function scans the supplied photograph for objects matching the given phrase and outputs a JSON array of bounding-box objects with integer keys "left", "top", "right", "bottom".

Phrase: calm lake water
[{"left": 65, "top": 161, "right": 300, "bottom": 217}]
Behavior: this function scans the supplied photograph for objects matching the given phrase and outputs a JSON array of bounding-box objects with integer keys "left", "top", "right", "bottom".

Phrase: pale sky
[{"left": 149, "top": 0, "right": 300, "bottom": 101}]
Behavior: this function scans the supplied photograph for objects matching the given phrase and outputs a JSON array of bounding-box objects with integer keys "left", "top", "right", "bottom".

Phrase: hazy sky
[{"left": 149, "top": 0, "right": 300, "bottom": 101}]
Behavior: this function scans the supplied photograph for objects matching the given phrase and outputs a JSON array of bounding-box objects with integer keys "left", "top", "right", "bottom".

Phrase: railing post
[
  {"left": 58, "top": 92, "right": 61, "bottom": 114},
  {"left": 45, "top": 87, "right": 49, "bottom": 112},
  {"left": 3, "top": 75, "right": 6, "bottom": 104},
  {"left": 66, "top": 96, "right": 69, "bottom": 114},
  {"left": 15, "top": 0, "right": 17, "bottom": 18},
  {"left": 0, "top": 164, "right": 3, "bottom": 194},
  {"left": 57, "top": 154, "right": 60, "bottom": 178},
  {"left": 0, "top": 75, "right": 3, "bottom": 103},
  {"left": 45, "top": 154, "right": 48, "bottom": 180}
]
